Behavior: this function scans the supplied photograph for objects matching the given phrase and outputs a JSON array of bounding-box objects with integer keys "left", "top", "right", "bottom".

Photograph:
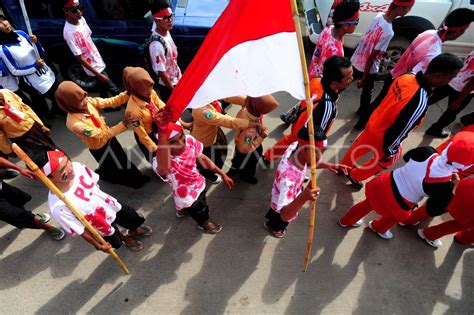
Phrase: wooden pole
[
  {"left": 289, "top": 0, "right": 318, "bottom": 272},
  {"left": 12, "top": 144, "right": 130, "bottom": 275}
]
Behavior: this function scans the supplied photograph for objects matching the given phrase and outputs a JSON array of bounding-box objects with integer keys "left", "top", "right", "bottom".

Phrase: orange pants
[
  {"left": 340, "top": 172, "right": 414, "bottom": 233},
  {"left": 341, "top": 131, "right": 400, "bottom": 182}
]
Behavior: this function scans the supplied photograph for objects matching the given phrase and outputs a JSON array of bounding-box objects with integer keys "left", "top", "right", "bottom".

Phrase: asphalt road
[{"left": 0, "top": 80, "right": 472, "bottom": 314}]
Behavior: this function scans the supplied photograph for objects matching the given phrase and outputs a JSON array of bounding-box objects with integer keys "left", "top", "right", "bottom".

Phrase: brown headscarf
[
  {"left": 245, "top": 95, "right": 279, "bottom": 117},
  {"left": 123, "top": 67, "right": 154, "bottom": 102},
  {"left": 55, "top": 81, "right": 88, "bottom": 113}
]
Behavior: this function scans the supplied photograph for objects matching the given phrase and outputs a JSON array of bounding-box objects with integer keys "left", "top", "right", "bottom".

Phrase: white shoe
[
  {"left": 338, "top": 219, "right": 364, "bottom": 228},
  {"left": 417, "top": 229, "right": 442, "bottom": 248},
  {"left": 207, "top": 174, "right": 222, "bottom": 185},
  {"left": 369, "top": 220, "right": 393, "bottom": 239},
  {"left": 398, "top": 221, "right": 420, "bottom": 227}
]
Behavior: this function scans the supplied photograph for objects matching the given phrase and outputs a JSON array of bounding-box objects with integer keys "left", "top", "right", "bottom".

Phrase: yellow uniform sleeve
[
  {"left": 129, "top": 112, "right": 158, "bottom": 152},
  {"left": 89, "top": 92, "right": 130, "bottom": 109},
  {"left": 194, "top": 107, "right": 251, "bottom": 129},
  {"left": 0, "top": 130, "right": 12, "bottom": 154},
  {"left": 19, "top": 101, "right": 44, "bottom": 127}
]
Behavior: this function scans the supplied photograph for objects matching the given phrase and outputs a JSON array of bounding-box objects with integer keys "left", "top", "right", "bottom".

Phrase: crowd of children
[{"left": 0, "top": 0, "right": 473, "bottom": 257}]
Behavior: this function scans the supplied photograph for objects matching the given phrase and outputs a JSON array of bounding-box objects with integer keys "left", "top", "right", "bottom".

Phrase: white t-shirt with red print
[
  {"left": 270, "top": 142, "right": 307, "bottom": 222},
  {"left": 63, "top": 18, "right": 106, "bottom": 76},
  {"left": 449, "top": 50, "right": 474, "bottom": 93},
  {"left": 152, "top": 135, "right": 206, "bottom": 210},
  {"left": 149, "top": 31, "right": 182, "bottom": 87},
  {"left": 392, "top": 30, "right": 442, "bottom": 78},
  {"left": 309, "top": 26, "right": 344, "bottom": 80},
  {"left": 48, "top": 162, "right": 121, "bottom": 237},
  {"left": 351, "top": 13, "right": 394, "bottom": 74}
]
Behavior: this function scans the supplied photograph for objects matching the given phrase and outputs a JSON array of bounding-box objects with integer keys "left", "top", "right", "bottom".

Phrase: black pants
[
  {"left": 181, "top": 189, "right": 210, "bottom": 226},
  {"left": 428, "top": 85, "right": 473, "bottom": 131},
  {"left": 230, "top": 145, "right": 263, "bottom": 178},
  {"left": 134, "top": 132, "right": 157, "bottom": 164},
  {"left": 265, "top": 208, "right": 289, "bottom": 232},
  {"left": 0, "top": 183, "right": 36, "bottom": 229},
  {"left": 89, "top": 137, "right": 146, "bottom": 188},
  {"left": 198, "top": 145, "right": 226, "bottom": 180},
  {"left": 157, "top": 83, "right": 172, "bottom": 103},
  {"left": 94, "top": 70, "right": 121, "bottom": 98},
  {"left": 21, "top": 79, "right": 61, "bottom": 120},
  {"left": 353, "top": 68, "right": 377, "bottom": 117},
  {"left": 358, "top": 75, "right": 394, "bottom": 127},
  {"left": 103, "top": 203, "right": 145, "bottom": 249}
]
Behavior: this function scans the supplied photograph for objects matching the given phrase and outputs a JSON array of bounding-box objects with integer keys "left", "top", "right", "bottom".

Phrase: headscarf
[
  {"left": 55, "top": 81, "right": 88, "bottom": 114},
  {"left": 0, "top": 22, "right": 20, "bottom": 45},
  {"left": 245, "top": 95, "right": 279, "bottom": 117},
  {"left": 123, "top": 67, "right": 154, "bottom": 102}
]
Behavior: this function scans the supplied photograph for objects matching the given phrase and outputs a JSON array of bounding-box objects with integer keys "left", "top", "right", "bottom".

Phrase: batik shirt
[
  {"left": 49, "top": 162, "right": 121, "bottom": 237},
  {"left": 270, "top": 142, "right": 307, "bottom": 221},
  {"left": 309, "top": 26, "right": 344, "bottom": 79},
  {"left": 351, "top": 13, "right": 394, "bottom": 74},
  {"left": 153, "top": 135, "right": 206, "bottom": 210},
  {"left": 63, "top": 18, "right": 106, "bottom": 76}
]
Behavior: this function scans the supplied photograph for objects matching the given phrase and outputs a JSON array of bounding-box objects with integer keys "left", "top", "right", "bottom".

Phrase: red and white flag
[{"left": 168, "top": 0, "right": 305, "bottom": 120}]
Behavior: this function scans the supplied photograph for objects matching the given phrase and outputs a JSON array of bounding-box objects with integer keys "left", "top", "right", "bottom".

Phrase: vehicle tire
[
  {"left": 377, "top": 35, "right": 411, "bottom": 80},
  {"left": 59, "top": 62, "right": 97, "bottom": 91}
]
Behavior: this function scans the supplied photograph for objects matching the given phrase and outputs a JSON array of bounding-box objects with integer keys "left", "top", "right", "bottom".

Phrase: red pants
[
  {"left": 340, "top": 172, "right": 414, "bottom": 233},
  {"left": 264, "top": 133, "right": 297, "bottom": 161},
  {"left": 341, "top": 131, "right": 399, "bottom": 182}
]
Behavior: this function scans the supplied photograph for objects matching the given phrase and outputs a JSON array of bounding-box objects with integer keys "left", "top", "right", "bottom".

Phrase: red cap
[
  {"left": 41, "top": 150, "right": 66, "bottom": 176},
  {"left": 447, "top": 131, "right": 474, "bottom": 167},
  {"left": 64, "top": 0, "right": 79, "bottom": 9}
]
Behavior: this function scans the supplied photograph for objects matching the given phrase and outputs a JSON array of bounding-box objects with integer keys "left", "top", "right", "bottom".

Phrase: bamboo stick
[
  {"left": 289, "top": 0, "right": 318, "bottom": 272},
  {"left": 12, "top": 144, "right": 129, "bottom": 274}
]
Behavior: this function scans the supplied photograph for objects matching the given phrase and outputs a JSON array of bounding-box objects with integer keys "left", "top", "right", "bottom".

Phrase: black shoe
[
  {"left": 354, "top": 119, "right": 367, "bottom": 131},
  {"left": 206, "top": 174, "right": 222, "bottom": 184},
  {"left": 345, "top": 173, "right": 363, "bottom": 189},
  {"left": 241, "top": 175, "right": 258, "bottom": 184},
  {"left": 0, "top": 169, "right": 19, "bottom": 180},
  {"left": 226, "top": 168, "right": 239, "bottom": 178},
  {"left": 425, "top": 127, "right": 449, "bottom": 138},
  {"left": 280, "top": 112, "right": 291, "bottom": 124}
]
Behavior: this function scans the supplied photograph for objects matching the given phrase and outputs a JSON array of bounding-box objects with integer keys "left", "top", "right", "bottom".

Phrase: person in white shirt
[
  {"left": 351, "top": 0, "right": 414, "bottom": 130},
  {"left": 62, "top": 0, "right": 122, "bottom": 108},
  {"left": 425, "top": 50, "right": 474, "bottom": 138},
  {"left": 148, "top": 0, "right": 182, "bottom": 102}
]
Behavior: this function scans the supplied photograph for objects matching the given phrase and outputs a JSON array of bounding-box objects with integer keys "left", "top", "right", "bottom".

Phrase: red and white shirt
[
  {"left": 270, "top": 142, "right": 307, "bottom": 221},
  {"left": 309, "top": 26, "right": 344, "bottom": 79},
  {"left": 392, "top": 30, "right": 442, "bottom": 78},
  {"left": 149, "top": 30, "right": 182, "bottom": 87},
  {"left": 63, "top": 18, "right": 106, "bottom": 76},
  {"left": 449, "top": 50, "right": 474, "bottom": 93},
  {"left": 153, "top": 135, "right": 206, "bottom": 210},
  {"left": 351, "top": 13, "right": 394, "bottom": 74},
  {"left": 48, "top": 162, "right": 121, "bottom": 237}
]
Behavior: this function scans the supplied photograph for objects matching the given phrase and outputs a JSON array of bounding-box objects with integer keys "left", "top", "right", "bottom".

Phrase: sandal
[
  {"left": 49, "top": 227, "right": 66, "bottom": 241},
  {"left": 197, "top": 221, "right": 223, "bottom": 234},
  {"left": 36, "top": 213, "right": 51, "bottom": 224},
  {"left": 123, "top": 239, "right": 144, "bottom": 252},
  {"left": 125, "top": 225, "right": 153, "bottom": 238},
  {"left": 264, "top": 222, "right": 286, "bottom": 238}
]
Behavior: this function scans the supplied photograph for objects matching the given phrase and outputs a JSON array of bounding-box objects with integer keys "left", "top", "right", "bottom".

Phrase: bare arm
[{"left": 81, "top": 230, "right": 112, "bottom": 253}]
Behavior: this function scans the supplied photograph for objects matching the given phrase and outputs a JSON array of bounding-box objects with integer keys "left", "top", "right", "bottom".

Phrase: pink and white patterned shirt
[
  {"left": 309, "top": 26, "right": 344, "bottom": 79},
  {"left": 449, "top": 50, "right": 474, "bottom": 93},
  {"left": 63, "top": 18, "right": 106, "bottom": 76},
  {"left": 351, "top": 13, "right": 394, "bottom": 74},
  {"left": 153, "top": 135, "right": 206, "bottom": 210},
  {"left": 149, "top": 30, "right": 182, "bottom": 87},
  {"left": 392, "top": 30, "right": 442, "bottom": 78},
  {"left": 270, "top": 142, "right": 307, "bottom": 221},
  {"left": 48, "top": 162, "right": 121, "bottom": 237}
]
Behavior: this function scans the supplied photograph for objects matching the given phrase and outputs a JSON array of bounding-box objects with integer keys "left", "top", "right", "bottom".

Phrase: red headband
[
  {"left": 166, "top": 122, "right": 183, "bottom": 139},
  {"left": 335, "top": 10, "right": 360, "bottom": 24},
  {"left": 64, "top": 0, "right": 79, "bottom": 9},
  {"left": 153, "top": 8, "right": 172, "bottom": 18},
  {"left": 42, "top": 150, "right": 66, "bottom": 176},
  {"left": 393, "top": 0, "right": 415, "bottom": 6}
]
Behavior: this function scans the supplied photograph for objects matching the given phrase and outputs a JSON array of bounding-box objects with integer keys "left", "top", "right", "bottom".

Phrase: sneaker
[
  {"left": 398, "top": 221, "right": 420, "bottom": 227},
  {"left": 345, "top": 173, "right": 363, "bottom": 189},
  {"left": 226, "top": 168, "right": 239, "bottom": 178},
  {"left": 206, "top": 174, "right": 222, "bottom": 184},
  {"left": 280, "top": 112, "right": 291, "bottom": 124},
  {"left": 338, "top": 219, "right": 364, "bottom": 228},
  {"left": 417, "top": 229, "right": 442, "bottom": 248},
  {"left": 263, "top": 222, "right": 286, "bottom": 238},
  {"left": 0, "top": 169, "right": 19, "bottom": 180},
  {"left": 176, "top": 209, "right": 189, "bottom": 218},
  {"left": 304, "top": 175, "right": 310, "bottom": 183},
  {"left": 368, "top": 220, "right": 393, "bottom": 239},
  {"left": 425, "top": 127, "right": 450, "bottom": 138}
]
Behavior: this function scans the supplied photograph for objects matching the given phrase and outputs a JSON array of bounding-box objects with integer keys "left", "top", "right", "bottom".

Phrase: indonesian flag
[{"left": 168, "top": 0, "right": 305, "bottom": 120}]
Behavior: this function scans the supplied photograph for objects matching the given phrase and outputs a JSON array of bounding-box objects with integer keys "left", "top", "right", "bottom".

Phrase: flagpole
[
  {"left": 12, "top": 144, "right": 129, "bottom": 275},
  {"left": 289, "top": 0, "right": 318, "bottom": 272}
]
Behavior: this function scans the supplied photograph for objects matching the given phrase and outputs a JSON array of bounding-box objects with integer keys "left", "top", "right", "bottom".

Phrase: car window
[{"left": 91, "top": 0, "right": 150, "bottom": 20}]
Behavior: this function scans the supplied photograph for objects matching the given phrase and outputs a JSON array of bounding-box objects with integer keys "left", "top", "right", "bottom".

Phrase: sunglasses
[
  {"left": 67, "top": 5, "right": 82, "bottom": 13},
  {"left": 155, "top": 14, "right": 174, "bottom": 22}
]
